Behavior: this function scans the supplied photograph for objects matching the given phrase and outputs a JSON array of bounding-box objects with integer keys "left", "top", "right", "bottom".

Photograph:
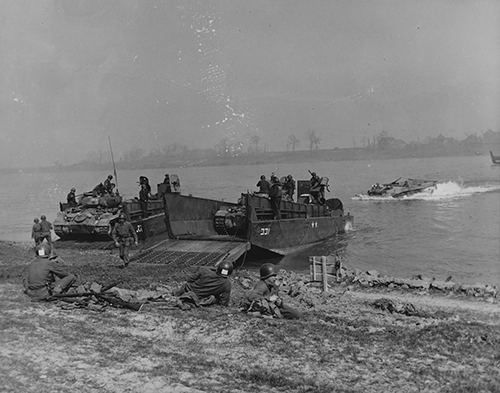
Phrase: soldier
[
  {"left": 39, "top": 215, "right": 53, "bottom": 255},
  {"left": 103, "top": 175, "right": 114, "bottom": 194},
  {"left": 269, "top": 175, "right": 282, "bottom": 219},
  {"left": 283, "top": 174, "right": 296, "bottom": 201},
  {"left": 111, "top": 213, "right": 138, "bottom": 268},
  {"left": 309, "top": 171, "right": 322, "bottom": 204},
  {"left": 256, "top": 175, "right": 271, "bottom": 195},
  {"left": 23, "top": 255, "right": 76, "bottom": 301},
  {"left": 245, "top": 263, "right": 302, "bottom": 319},
  {"left": 173, "top": 261, "right": 234, "bottom": 309},
  {"left": 67, "top": 187, "right": 77, "bottom": 207},
  {"left": 31, "top": 218, "right": 42, "bottom": 247}
]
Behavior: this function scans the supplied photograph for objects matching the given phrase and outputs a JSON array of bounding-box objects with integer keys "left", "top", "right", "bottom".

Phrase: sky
[{"left": 0, "top": 0, "right": 498, "bottom": 167}]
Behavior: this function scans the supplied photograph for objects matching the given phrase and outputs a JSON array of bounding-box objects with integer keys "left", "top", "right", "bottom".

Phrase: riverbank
[{"left": 1, "top": 241, "right": 499, "bottom": 392}]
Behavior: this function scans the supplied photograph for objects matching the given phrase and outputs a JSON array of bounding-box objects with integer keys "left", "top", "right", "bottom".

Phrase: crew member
[
  {"left": 111, "top": 213, "right": 138, "bottom": 267},
  {"left": 269, "top": 175, "right": 282, "bottom": 219},
  {"left": 39, "top": 215, "right": 53, "bottom": 255},
  {"left": 256, "top": 175, "right": 271, "bottom": 195},
  {"left": 92, "top": 182, "right": 106, "bottom": 196},
  {"left": 245, "top": 263, "right": 302, "bottom": 319},
  {"left": 23, "top": 256, "right": 76, "bottom": 301},
  {"left": 173, "top": 261, "right": 234, "bottom": 309},
  {"left": 163, "top": 174, "right": 172, "bottom": 193},
  {"left": 139, "top": 182, "right": 150, "bottom": 218},
  {"left": 67, "top": 187, "right": 77, "bottom": 207},
  {"left": 283, "top": 175, "right": 296, "bottom": 201},
  {"left": 309, "top": 172, "right": 322, "bottom": 204},
  {"left": 103, "top": 175, "right": 114, "bottom": 194},
  {"left": 31, "top": 218, "right": 42, "bottom": 247}
]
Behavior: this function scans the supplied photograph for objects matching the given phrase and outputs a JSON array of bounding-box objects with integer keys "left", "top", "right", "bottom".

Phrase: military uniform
[
  {"left": 67, "top": 190, "right": 77, "bottom": 207},
  {"left": 269, "top": 179, "right": 283, "bottom": 219},
  {"left": 111, "top": 219, "right": 138, "bottom": 266},
  {"left": 256, "top": 178, "right": 271, "bottom": 194},
  {"left": 31, "top": 221, "right": 42, "bottom": 246},
  {"left": 174, "top": 266, "right": 232, "bottom": 306},
  {"left": 246, "top": 279, "right": 301, "bottom": 319},
  {"left": 39, "top": 218, "right": 53, "bottom": 250},
  {"left": 23, "top": 258, "right": 76, "bottom": 301}
]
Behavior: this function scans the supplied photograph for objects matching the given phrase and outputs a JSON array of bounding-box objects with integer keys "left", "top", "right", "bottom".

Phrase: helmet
[
  {"left": 71, "top": 187, "right": 76, "bottom": 192},
  {"left": 118, "top": 212, "right": 126, "bottom": 220},
  {"left": 311, "top": 172, "right": 317, "bottom": 177},
  {"left": 108, "top": 175, "right": 113, "bottom": 179},
  {"left": 259, "top": 263, "right": 277, "bottom": 280},
  {"left": 216, "top": 261, "right": 234, "bottom": 277},
  {"left": 40, "top": 215, "right": 46, "bottom": 220}
]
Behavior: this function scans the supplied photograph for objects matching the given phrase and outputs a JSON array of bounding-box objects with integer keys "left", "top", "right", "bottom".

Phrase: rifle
[{"left": 49, "top": 282, "right": 144, "bottom": 311}]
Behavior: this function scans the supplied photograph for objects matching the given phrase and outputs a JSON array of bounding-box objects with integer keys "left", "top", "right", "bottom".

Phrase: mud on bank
[{"left": 1, "top": 241, "right": 499, "bottom": 393}]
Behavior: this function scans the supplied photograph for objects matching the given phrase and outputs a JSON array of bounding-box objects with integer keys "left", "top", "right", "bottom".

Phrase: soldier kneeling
[{"left": 244, "top": 263, "right": 302, "bottom": 319}]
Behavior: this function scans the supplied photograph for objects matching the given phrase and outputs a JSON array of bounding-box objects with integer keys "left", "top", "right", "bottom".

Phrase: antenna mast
[{"left": 108, "top": 136, "right": 118, "bottom": 193}]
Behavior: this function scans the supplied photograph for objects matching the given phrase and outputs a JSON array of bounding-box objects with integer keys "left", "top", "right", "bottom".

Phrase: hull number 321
[{"left": 260, "top": 227, "right": 271, "bottom": 236}]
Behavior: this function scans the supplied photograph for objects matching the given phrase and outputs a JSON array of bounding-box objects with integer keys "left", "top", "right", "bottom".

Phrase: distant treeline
[{"left": 3, "top": 130, "right": 500, "bottom": 174}]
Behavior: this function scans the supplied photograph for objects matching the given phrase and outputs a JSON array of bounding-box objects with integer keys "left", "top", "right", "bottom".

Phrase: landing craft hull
[
  {"left": 249, "top": 215, "right": 351, "bottom": 255},
  {"left": 164, "top": 192, "right": 352, "bottom": 256}
]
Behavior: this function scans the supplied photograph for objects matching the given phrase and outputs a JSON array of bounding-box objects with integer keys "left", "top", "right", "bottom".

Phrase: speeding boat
[{"left": 367, "top": 177, "right": 437, "bottom": 198}]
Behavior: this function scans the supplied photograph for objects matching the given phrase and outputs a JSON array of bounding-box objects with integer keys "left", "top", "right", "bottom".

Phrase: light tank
[{"left": 54, "top": 192, "right": 124, "bottom": 239}]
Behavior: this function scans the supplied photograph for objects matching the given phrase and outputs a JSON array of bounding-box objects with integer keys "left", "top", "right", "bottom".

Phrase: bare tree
[
  {"left": 286, "top": 135, "right": 299, "bottom": 151},
  {"left": 250, "top": 135, "right": 260, "bottom": 153},
  {"left": 306, "top": 130, "right": 320, "bottom": 151}
]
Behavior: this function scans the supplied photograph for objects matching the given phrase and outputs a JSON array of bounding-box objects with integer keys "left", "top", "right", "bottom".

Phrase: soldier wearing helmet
[
  {"left": 256, "top": 175, "right": 271, "bottom": 195},
  {"left": 173, "top": 260, "right": 234, "bottom": 308},
  {"left": 103, "top": 175, "right": 114, "bottom": 194},
  {"left": 268, "top": 175, "right": 283, "bottom": 219},
  {"left": 245, "top": 263, "right": 302, "bottom": 319},
  {"left": 111, "top": 213, "right": 138, "bottom": 267},
  {"left": 38, "top": 215, "right": 54, "bottom": 256},
  {"left": 66, "top": 187, "right": 77, "bottom": 207}
]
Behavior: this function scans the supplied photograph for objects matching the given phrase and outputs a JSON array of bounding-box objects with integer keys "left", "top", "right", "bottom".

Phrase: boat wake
[{"left": 353, "top": 181, "right": 500, "bottom": 201}]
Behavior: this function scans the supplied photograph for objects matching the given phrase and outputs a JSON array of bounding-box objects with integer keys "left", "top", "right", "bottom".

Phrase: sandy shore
[{"left": 1, "top": 240, "right": 499, "bottom": 392}]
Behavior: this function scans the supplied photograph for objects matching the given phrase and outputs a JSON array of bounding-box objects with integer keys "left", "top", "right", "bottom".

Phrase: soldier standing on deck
[
  {"left": 269, "top": 175, "right": 283, "bottom": 219},
  {"left": 103, "top": 175, "right": 114, "bottom": 194},
  {"left": 256, "top": 175, "right": 271, "bottom": 195},
  {"left": 67, "top": 187, "right": 77, "bottom": 207},
  {"left": 111, "top": 213, "right": 138, "bottom": 268}
]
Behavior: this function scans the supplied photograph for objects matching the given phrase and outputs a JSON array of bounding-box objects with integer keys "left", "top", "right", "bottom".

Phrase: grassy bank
[{"left": 1, "top": 241, "right": 499, "bottom": 392}]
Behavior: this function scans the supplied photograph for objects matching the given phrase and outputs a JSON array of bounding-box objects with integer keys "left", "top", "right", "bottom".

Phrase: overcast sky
[{"left": 0, "top": 0, "right": 498, "bottom": 167}]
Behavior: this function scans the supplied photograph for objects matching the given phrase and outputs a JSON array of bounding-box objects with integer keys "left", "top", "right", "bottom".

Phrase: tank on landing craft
[{"left": 53, "top": 192, "right": 124, "bottom": 239}]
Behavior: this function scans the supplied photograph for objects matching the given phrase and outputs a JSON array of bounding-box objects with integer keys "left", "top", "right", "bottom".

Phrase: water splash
[{"left": 353, "top": 181, "right": 500, "bottom": 201}]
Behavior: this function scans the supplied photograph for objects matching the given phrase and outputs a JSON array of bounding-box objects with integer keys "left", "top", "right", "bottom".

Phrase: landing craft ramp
[{"left": 131, "top": 238, "right": 251, "bottom": 267}]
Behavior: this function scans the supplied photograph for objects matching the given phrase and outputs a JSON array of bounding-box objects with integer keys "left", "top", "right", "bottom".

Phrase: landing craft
[
  {"left": 55, "top": 174, "right": 353, "bottom": 262},
  {"left": 367, "top": 177, "right": 438, "bottom": 198},
  {"left": 157, "top": 176, "right": 353, "bottom": 257},
  {"left": 53, "top": 176, "right": 172, "bottom": 241}
]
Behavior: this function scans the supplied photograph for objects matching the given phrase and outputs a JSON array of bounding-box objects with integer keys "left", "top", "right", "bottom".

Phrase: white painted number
[
  {"left": 260, "top": 227, "right": 271, "bottom": 236},
  {"left": 136, "top": 224, "right": 143, "bottom": 233},
  {"left": 311, "top": 222, "right": 318, "bottom": 228}
]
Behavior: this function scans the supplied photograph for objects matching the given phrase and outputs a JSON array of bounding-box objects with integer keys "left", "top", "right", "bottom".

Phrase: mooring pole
[{"left": 321, "top": 256, "right": 328, "bottom": 292}]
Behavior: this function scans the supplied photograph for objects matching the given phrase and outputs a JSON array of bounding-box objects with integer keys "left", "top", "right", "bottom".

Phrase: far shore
[{"left": 1, "top": 145, "right": 497, "bottom": 174}]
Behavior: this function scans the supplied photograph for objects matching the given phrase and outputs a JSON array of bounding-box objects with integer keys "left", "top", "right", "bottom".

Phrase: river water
[{"left": 1, "top": 155, "right": 499, "bottom": 285}]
